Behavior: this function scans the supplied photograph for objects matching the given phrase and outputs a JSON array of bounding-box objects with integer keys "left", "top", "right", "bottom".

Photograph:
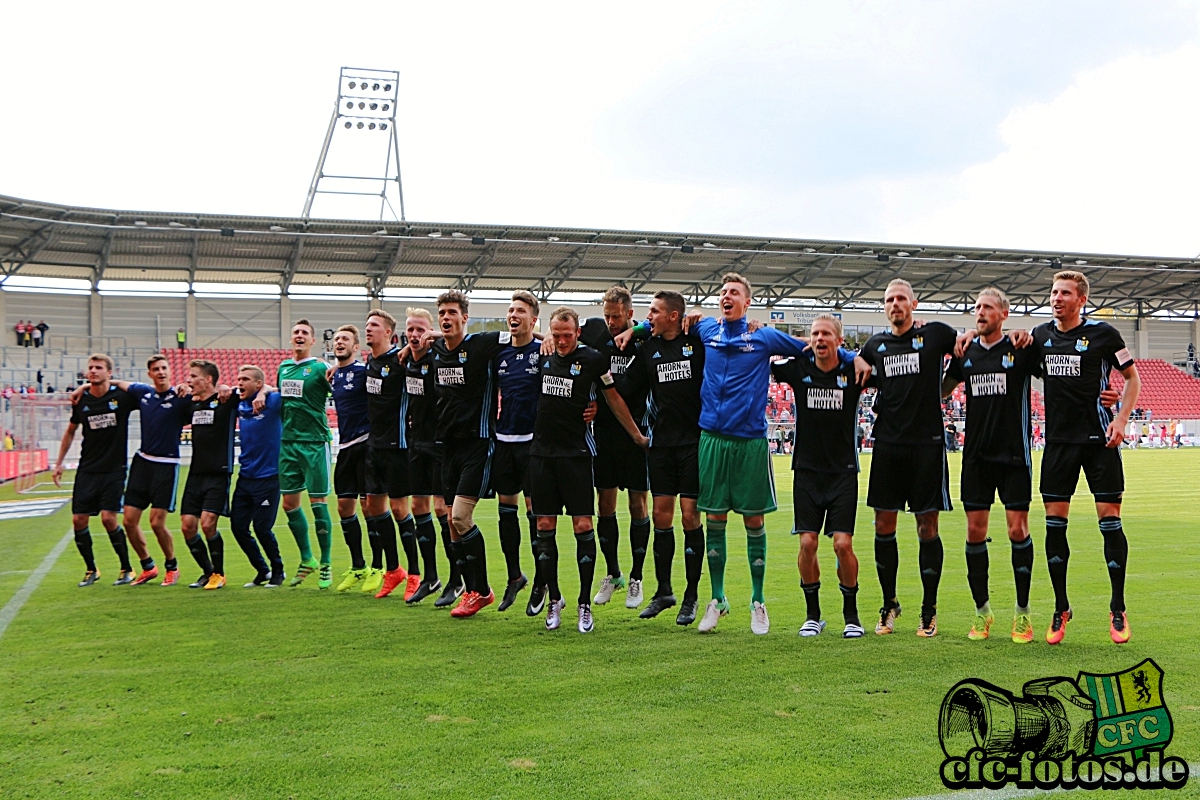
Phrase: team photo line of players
[{"left": 55, "top": 267, "right": 1140, "bottom": 643}]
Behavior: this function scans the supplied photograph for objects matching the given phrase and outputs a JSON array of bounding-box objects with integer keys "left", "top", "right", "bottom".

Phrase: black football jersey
[
  {"left": 432, "top": 330, "right": 510, "bottom": 442},
  {"left": 404, "top": 349, "right": 440, "bottom": 449},
  {"left": 531, "top": 344, "right": 615, "bottom": 458},
  {"left": 1032, "top": 320, "right": 1133, "bottom": 444},
  {"left": 771, "top": 354, "right": 863, "bottom": 472},
  {"left": 580, "top": 318, "right": 647, "bottom": 430},
  {"left": 628, "top": 332, "right": 704, "bottom": 448},
  {"left": 71, "top": 386, "right": 138, "bottom": 473},
  {"left": 946, "top": 336, "right": 1040, "bottom": 465},
  {"left": 187, "top": 392, "right": 237, "bottom": 475},
  {"left": 366, "top": 346, "right": 408, "bottom": 449},
  {"left": 861, "top": 321, "right": 959, "bottom": 446}
]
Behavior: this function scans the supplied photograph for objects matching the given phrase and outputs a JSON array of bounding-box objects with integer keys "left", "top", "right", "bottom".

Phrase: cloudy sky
[{"left": 3, "top": 1, "right": 1199, "bottom": 257}]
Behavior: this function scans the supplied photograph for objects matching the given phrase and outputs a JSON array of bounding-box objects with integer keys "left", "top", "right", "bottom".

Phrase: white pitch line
[
  {"left": 901, "top": 763, "right": 1199, "bottom": 799},
  {"left": 0, "top": 530, "right": 72, "bottom": 641}
]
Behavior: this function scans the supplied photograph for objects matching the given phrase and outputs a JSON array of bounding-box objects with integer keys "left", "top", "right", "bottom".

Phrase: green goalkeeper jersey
[{"left": 277, "top": 357, "right": 332, "bottom": 443}]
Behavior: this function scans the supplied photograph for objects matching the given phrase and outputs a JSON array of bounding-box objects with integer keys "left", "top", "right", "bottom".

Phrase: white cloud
[{"left": 882, "top": 43, "right": 1200, "bottom": 257}]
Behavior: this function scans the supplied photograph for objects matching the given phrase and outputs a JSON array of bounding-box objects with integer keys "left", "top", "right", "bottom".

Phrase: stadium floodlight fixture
[
  {"left": 896, "top": 251, "right": 909, "bottom": 257},
  {"left": 1023, "top": 257, "right": 1034, "bottom": 263},
  {"left": 168, "top": 221, "right": 186, "bottom": 228},
  {"left": 635, "top": 239, "right": 649, "bottom": 245},
  {"left": 134, "top": 220, "right": 148, "bottom": 227},
  {"left": 304, "top": 66, "right": 406, "bottom": 221},
  {"left": 954, "top": 254, "right": 967, "bottom": 260},
  {"left": 657, "top": 241, "right": 669, "bottom": 246},
  {"left": 374, "top": 229, "right": 388, "bottom": 235},
  {"left": 428, "top": 231, "right": 442, "bottom": 238},
  {"left": 1075, "top": 260, "right": 1088, "bottom": 266},
  {"left": 863, "top": 249, "right": 874, "bottom": 255},
  {"left": 703, "top": 242, "right": 716, "bottom": 248},
  {"left": 270, "top": 225, "right": 286, "bottom": 232},
  {"left": 547, "top": 236, "right": 560, "bottom": 242},
  {"left": 451, "top": 232, "right": 466, "bottom": 238},
  {"left": 803, "top": 247, "right": 816, "bottom": 253}
]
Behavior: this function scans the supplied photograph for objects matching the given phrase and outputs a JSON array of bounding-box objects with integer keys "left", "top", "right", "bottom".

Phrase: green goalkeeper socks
[
  {"left": 747, "top": 525, "right": 767, "bottom": 605},
  {"left": 286, "top": 506, "right": 314, "bottom": 562},
  {"left": 706, "top": 518, "right": 727, "bottom": 602},
  {"left": 312, "top": 502, "right": 333, "bottom": 566}
]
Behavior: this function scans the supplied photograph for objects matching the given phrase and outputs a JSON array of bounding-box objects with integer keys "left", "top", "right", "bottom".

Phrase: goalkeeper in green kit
[{"left": 257, "top": 319, "right": 336, "bottom": 588}]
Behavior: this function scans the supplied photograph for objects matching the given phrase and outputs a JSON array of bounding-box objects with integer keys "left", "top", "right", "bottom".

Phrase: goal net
[{"left": 7, "top": 394, "right": 74, "bottom": 495}]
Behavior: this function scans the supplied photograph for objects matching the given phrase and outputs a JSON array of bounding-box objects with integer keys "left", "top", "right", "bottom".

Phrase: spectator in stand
[
  {"left": 14, "top": 320, "right": 26, "bottom": 346},
  {"left": 176, "top": 328, "right": 187, "bottom": 349},
  {"left": 31, "top": 323, "right": 42, "bottom": 348},
  {"left": 37, "top": 369, "right": 44, "bottom": 390},
  {"left": 3, "top": 431, "right": 13, "bottom": 451},
  {"left": 36, "top": 320, "right": 48, "bottom": 347}
]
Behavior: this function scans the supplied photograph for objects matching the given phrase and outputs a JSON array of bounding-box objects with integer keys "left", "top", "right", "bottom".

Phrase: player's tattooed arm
[
  {"left": 52, "top": 422, "right": 79, "bottom": 486},
  {"left": 1107, "top": 363, "right": 1141, "bottom": 448},
  {"left": 601, "top": 385, "right": 649, "bottom": 449}
]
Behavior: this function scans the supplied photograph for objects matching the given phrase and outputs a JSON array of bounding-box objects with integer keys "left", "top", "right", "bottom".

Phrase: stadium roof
[{"left": 3, "top": 193, "right": 1199, "bottom": 315}]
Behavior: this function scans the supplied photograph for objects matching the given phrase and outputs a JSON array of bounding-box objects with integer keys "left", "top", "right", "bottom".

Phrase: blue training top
[
  {"left": 692, "top": 316, "right": 853, "bottom": 440},
  {"left": 237, "top": 391, "right": 282, "bottom": 479},
  {"left": 128, "top": 382, "right": 191, "bottom": 462},
  {"left": 331, "top": 361, "right": 370, "bottom": 446},
  {"left": 495, "top": 339, "right": 543, "bottom": 442}
]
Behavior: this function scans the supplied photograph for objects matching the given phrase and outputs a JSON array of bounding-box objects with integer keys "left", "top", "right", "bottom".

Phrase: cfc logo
[{"left": 938, "top": 659, "right": 1187, "bottom": 791}]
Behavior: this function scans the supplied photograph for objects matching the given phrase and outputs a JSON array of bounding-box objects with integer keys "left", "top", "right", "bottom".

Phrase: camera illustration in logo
[{"left": 938, "top": 659, "right": 1188, "bottom": 790}]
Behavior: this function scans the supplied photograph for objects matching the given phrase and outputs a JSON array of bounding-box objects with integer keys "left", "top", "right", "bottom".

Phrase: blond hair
[
  {"left": 405, "top": 307, "right": 434, "bottom": 325},
  {"left": 239, "top": 365, "right": 265, "bottom": 382},
  {"left": 367, "top": 308, "right": 397, "bottom": 332},
  {"left": 885, "top": 278, "right": 914, "bottom": 298},
  {"left": 335, "top": 324, "right": 360, "bottom": 343},
  {"left": 811, "top": 313, "right": 843, "bottom": 338},
  {"left": 1053, "top": 270, "right": 1090, "bottom": 299},
  {"left": 977, "top": 286, "right": 1010, "bottom": 311},
  {"left": 721, "top": 272, "right": 752, "bottom": 299}
]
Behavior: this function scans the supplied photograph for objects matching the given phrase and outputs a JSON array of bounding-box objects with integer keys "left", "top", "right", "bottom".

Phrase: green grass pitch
[{"left": 1, "top": 451, "right": 1198, "bottom": 799}]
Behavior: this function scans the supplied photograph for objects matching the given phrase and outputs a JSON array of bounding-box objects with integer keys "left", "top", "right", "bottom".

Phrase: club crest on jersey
[
  {"left": 1075, "top": 338, "right": 1089, "bottom": 352},
  {"left": 912, "top": 336, "right": 924, "bottom": 350},
  {"left": 458, "top": 351, "right": 468, "bottom": 363},
  {"left": 682, "top": 344, "right": 694, "bottom": 357},
  {"left": 570, "top": 362, "right": 581, "bottom": 376},
  {"left": 108, "top": 399, "right": 119, "bottom": 410},
  {"left": 1001, "top": 353, "right": 1015, "bottom": 368},
  {"left": 421, "top": 364, "right": 429, "bottom": 374},
  {"left": 209, "top": 400, "right": 218, "bottom": 408},
  {"left": 303, "top": 367, "right": 311, "bottom": 376},
  {"left": 837, "top": 374, "right": 848, "bottom": 388},
  {"left": 381, "top": 366, "right": 390, "bottom": 377}
]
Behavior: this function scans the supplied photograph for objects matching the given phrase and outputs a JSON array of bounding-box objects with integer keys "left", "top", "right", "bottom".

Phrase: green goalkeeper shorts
[
  {"left": 279, "top": 441, "right": 332, "bottom": 497},
  {"left": 697, "top": 431, "right": 777, "bottom": 516}
]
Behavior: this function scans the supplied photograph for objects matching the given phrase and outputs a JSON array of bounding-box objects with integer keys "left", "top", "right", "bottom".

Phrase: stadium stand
[{"left": 1109, "top": 359, "right": 1200, "bottom": 419}]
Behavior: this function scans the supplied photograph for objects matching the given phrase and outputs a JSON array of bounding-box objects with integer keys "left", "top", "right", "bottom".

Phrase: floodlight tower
[{"left": 302, "top": 67, "right": 406, "bottom": 221}]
